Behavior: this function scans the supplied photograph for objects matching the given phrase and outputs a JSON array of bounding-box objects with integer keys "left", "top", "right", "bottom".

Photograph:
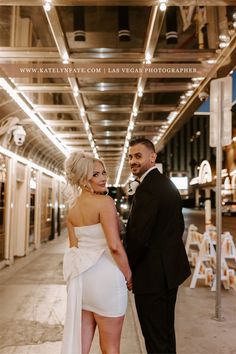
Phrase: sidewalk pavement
[{"left": 0, "top": 231, "right": 235, "bottom": 354}]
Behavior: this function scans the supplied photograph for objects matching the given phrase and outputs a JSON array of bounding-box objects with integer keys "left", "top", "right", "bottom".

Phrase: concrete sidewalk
[
  {"left": 0, "top": 232, "right": 236, "bottom": 354},
  {"left": 0, "top": 233, "right": 144, "bottom": 354}
]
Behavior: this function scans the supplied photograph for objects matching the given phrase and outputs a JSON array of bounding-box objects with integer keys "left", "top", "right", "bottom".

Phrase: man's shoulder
[
  {"left": 142, "top": 170, "right": 177, "bottom": 194},
  {"left": 142, "top": 168, "right": 164, "bottom": 184},
  {"left": 138, "top": 170, "right": 163, "bottom": 194}
]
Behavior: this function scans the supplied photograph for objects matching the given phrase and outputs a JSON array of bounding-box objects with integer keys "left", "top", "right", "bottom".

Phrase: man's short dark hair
[{"left": 129, "top": 137, "right": 155, "bottom": 152}]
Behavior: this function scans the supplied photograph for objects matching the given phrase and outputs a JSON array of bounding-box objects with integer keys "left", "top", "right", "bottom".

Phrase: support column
[
  {"left": 206, "top": 6, "right": 218, "bottom": 49},
  {"left": 195, "top": 188, "right": 200, "bottom": 209},
  {"left": 205, "top": 188, "right": 212, "bottom": 228}
]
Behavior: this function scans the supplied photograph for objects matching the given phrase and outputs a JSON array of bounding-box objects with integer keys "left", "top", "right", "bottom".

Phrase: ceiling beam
[
  {"left": 0, "top": 47, "right": 216, "bottom": 62},
  {"left": 34, "top": 104, "right": 176, "bottom": 113},
  {"left": 17, "top": 82, "right": 192, "bottom": 93},
  {"left": 44, "top": 119, "right": 166, "bottom": 127},
  {"left": 0, "top": 1, "right": 234, "bottom": 6},
  {"left": 158, "top": 32, "right": 236, "bottom": 150},
  {"left": 58, "top": 130, "right": 160, "bottom": 138},
  {"left": 17, "top": 83, "right": 71, "bottom": 92},
  {"left": 64, "top": 138, "right": 125, "bottom": 144}
]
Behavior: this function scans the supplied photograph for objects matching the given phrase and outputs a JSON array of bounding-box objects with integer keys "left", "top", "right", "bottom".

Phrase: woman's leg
[
  {"left": 82, "top": 310, "right": 97, "bottom": 354},
  {"left": 94, "top": 314, "right": 125, "bottom": 354}
]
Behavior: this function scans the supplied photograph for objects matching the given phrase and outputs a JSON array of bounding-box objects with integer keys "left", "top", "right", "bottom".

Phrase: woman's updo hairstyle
[{"left": 65, "top": 151, "right": 106, "bottom": 189}]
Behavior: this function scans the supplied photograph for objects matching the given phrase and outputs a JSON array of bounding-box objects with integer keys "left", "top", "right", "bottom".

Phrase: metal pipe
[
  {"left": 73, "top": 6, "right": 85, "bottom": 41},
  {"left": 166, "top": 6, "right": 178, "bottom": 44},
  {"left": 215, "top": 80, "right": 223, "bottom": 321},
  {"left": 118, "top": 6, "right": 130, "bottom": 41}
]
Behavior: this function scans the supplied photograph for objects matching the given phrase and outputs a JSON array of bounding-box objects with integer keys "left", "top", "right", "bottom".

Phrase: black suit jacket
[{"left": 126, "top": 169, "right": 191, "bottom": 294}]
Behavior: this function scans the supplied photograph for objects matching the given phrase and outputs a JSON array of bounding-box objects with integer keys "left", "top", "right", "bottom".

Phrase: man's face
[{"left": 128, "top": 143, "right": 157, "bottom": 178}]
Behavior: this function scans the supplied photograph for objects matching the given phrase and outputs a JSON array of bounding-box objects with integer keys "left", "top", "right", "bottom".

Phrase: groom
[{"left": 125, "top": 138, "right": 191, "bottom": 354}]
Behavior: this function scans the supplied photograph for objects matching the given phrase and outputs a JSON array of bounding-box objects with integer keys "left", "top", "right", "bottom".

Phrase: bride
[{"left": 61, "top": 151, "right": 132, "bottom": 354}]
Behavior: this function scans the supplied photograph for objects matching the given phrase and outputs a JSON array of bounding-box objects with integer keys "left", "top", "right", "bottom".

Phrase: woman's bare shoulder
[
  {"left": 95, "top": 194, "right": 115, "bottom": 207},
  {"left": 67, "top": 198, "right": 80, "bottom": 218}
]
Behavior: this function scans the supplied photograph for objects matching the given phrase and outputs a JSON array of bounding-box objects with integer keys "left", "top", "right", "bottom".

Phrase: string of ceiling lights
[
  {"left": 115, "top": 5, "right": 236, "bottom": 187},
  {"left": 0, "top": 77, "right": 69, "bottom": 157},
  {"left": 43, "top": 0, "right": 99, "bottom": 159},
  {"left": 115, "top": 0, "right": 168, "bottom": 186}
]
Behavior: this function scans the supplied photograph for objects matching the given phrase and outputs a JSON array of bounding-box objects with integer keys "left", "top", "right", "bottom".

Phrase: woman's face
[{"left": 89, "top": 161, "right": 108, "bottom": 194}]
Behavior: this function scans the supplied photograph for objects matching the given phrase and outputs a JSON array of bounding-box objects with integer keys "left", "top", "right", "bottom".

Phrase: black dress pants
[{"left": 134, "top": 287, "right": 178, "bottom": 354}]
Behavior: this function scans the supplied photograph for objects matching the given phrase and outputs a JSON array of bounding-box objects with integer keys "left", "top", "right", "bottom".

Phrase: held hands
[{"left": 126, "top": 276, "right": 133, "bottom": 291}]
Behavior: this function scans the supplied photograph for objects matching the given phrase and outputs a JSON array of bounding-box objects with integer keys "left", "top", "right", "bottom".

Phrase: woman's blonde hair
[
  {"left": 64, "top": 151, "right": 106, "bottom": 206},
  {"left": 65, "top": 151, "right": 106, "bottom": 189}
]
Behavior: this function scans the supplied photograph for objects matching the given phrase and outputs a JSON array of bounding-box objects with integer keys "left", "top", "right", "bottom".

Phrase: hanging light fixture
[
  {"left": 166, "top": 6, "right": 178, "bottom": 44},
  {"left": 118, "top": 7, "right": 130, "bottom": 41},
  {"left": 73, "top": 6, "right": 85, "bottom": 41}
]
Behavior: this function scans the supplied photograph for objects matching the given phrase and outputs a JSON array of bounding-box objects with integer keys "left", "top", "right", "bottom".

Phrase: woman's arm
[
  {"left": 99, "top": 196, "right": 132, "bottom": 289},
  {"left": 66, "top": 214, "right": 78, "bottom": 248}
]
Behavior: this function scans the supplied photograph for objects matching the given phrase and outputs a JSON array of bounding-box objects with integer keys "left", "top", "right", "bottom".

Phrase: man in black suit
[{"left": 126, "top": 138, "right": 191, "bottom": 354}]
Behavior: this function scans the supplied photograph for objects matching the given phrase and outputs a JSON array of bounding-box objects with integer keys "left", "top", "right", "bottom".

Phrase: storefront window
[
  {"left": 0, "top": 154, "right": 7, "bottom": 261},
  {"left": 29, "top": 168, "right": 37, "bottom": 246},
  {"left": 46, "top": 187, "right": 53, "bottom": 222}
]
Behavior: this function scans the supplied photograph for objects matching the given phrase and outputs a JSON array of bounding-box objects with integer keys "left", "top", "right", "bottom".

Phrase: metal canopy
[{"left": 0, "top": 2, "right": 235, "bottom": 183}]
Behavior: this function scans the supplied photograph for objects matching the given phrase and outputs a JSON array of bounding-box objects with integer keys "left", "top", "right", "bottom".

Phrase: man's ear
[{"left": 151, "top": 152, "right": 157, "bottom": 163}]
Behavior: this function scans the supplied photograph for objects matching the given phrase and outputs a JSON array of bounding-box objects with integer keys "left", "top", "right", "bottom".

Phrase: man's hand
[{"left": 126, "top": 276, "right": 133, "bottom": 291}]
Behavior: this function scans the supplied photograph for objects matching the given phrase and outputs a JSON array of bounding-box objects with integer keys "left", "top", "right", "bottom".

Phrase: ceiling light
[
  {"left": 186, "top": 90, "right": 194, "bottom": 96},
  {"left": 133, "top": 108, "right": 138, "bottom": 117},
  {"left": 219, "top": 31, "right": 230, "bottom": 43},
  {"left": 0, "top": 146, "right": 65, "bottom": 181},
  {"left": 167, "top": 111, "right": 178, "bottom": 123},
  {"left": 145, "top": 53, "right": 152, "bottom": 64},
  {"left": 0, "top": 78, "right": 68, "bottom": 157},
  {"left": 159, "top": 0, "right": 167, "bottom": 12},
  {"left": 73, "top": 89, "right": 79, "bottom": 97},
  {"left": 129, "top": 121, "right": 135, "bottom": 130},
  {"left": 219, "top": 42, "right": 229, "bottom": 49},
  {"left": 192, "top": 82, "right": 200, "bottom": 88},
  {"left": 100, "top": 83, "right": 105, "bottom": 91},
  {"left": 192, "top": 77, "right": 205, "bottom": 81},
  {"left": 153, "top": 136, "right": 161, "bottom": 145},
  {"left": 62, "top": 54, "right": 69, "bottom": 64},
  {"left": 80, "top": 108, "right": 85, "bottom": 117},
  {"left": 207, "top": 59, "right": 217, "bottom": 64},
  {"left": 43, "top": 0, "right": 52, "bottom": 12},
  {"left": 191, "top": 77, "right": 204, "bottom": 88},
  {"left": 138, "top": 88, "right": 143, "bottom": 97}
]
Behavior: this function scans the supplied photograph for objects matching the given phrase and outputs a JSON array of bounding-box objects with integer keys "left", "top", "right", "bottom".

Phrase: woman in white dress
[{"left": 61, "top": 151, "right": 132, "bottom": 354}]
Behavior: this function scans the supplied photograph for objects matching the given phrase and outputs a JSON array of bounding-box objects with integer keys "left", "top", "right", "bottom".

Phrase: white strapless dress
[{"left": 61, "top": 223, "right": 127, "bottom": 354}]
